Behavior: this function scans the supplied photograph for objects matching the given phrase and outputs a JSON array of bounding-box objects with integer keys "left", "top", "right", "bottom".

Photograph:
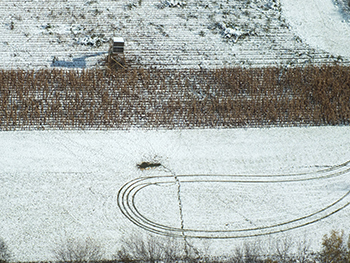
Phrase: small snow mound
[
  {"left": 224, "top": 28, "right": 245, "bottom": 42},
  {"left": 210, "top": 22, "right": 250, "bottom": 43},
  {"left": 75, "top": 34, "right": 108, "bottom": 47},
  {"left": 261, "top": 0, "right": 280, "bottom": 11},
  {"left": 164, "top": 0, "right": 187, "bottom": 7},
  {"left": 70, "top": 25, "right": 85, "bottom": 36}
]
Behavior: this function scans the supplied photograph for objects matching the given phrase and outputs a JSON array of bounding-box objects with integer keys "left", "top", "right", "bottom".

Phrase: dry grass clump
[
  {"left": 0, "top": 65, "right": 349, "bottom": 130},
  {"left": 53, "top": 237, "right": 104, "bottom": 263},
  {"left": 0, "top": 237, "right": 11, "bottom": 263}
]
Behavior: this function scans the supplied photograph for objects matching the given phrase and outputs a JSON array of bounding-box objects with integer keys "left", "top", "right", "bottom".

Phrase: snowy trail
[{"left": 280, "top": 0, "right": 350, "bottom": 58}]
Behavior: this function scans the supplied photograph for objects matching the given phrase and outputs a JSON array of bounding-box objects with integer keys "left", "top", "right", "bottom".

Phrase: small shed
[{"left": 111, "top": 37, "right": 124, "bottom": 54}]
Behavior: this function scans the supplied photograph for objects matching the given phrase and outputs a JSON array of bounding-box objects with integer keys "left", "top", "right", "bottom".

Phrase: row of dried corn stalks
[{"left": 0, "top": 65, "right": 349, "bottom": 130}]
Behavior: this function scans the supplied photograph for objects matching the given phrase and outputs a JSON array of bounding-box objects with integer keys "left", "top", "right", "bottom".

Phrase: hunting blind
[
  {"left": 108, "top": 37, "right": 125, "bottom": 69},
  {"left": 111, "top": 37, "right": 124, "bottom": 53}
]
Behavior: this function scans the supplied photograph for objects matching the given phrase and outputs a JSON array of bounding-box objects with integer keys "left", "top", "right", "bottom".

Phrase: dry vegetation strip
[{"left": 0, "top": 65, "right": 349, "bottom": 130}]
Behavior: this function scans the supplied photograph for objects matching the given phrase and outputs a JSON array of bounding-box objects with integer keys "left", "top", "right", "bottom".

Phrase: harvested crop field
[
  {"left": 1, "top": 0, "right": 350, "bottom": 69},
  {"left": 1, "top": 65, "right": 350, "bottom": 130}
]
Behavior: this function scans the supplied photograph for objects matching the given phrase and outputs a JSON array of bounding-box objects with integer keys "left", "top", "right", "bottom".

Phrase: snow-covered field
[
  {"left": 1, "top": 0, "right": 350, "bottom": 261},
  {"left": 1, "top": 127, "right": 350, "bottom": 261},
  {"left": 1, "top": 0, "right": 350, "bottom": 69},
  {"left": 281, "top": 0, "right": 350, "bottom": 59}
]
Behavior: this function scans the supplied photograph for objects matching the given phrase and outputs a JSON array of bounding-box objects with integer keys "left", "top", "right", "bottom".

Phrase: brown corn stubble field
[{"left": 0, "top": 65, "right": 349, "bottom": 130}]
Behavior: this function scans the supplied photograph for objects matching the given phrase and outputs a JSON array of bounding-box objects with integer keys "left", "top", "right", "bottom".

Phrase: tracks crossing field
[{"left": 1, "top": 128, "right": 350, "bottom": 261}]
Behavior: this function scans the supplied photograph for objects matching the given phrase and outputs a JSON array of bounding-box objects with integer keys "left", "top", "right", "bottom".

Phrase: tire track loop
[
  {"left": 117, "top": 160, "right": 350, "bottom": 238},
  {"left": 118, "top": 176, "right": 350, "bottom": 238},
  {"left": 117, "top": 176, "right": 180, "bottom": 234}
]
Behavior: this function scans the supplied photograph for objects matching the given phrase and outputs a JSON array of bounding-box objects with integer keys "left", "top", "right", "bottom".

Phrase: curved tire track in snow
[{"left": 117, "top": 160, "right": 350, "bottom": 238}]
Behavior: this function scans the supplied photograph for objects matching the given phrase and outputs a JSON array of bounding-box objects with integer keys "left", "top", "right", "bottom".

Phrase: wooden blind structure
[
  {"left": 108, "top": 37, "right": 125, "bottom": 69},
  {"left": 111, "top": 37, "right": 124, "bottom": 54}
]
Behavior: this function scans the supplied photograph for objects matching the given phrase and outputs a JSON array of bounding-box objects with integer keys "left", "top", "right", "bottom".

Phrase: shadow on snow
[{"left": 50, "top": 52, "right": 107, "bottom": 68}]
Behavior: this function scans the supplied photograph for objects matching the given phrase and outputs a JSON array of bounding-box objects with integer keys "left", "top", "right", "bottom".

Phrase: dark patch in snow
[
  {"left": 137, "top": 162, "right": 162, "bottom": 170},
  {"left": 334, "top": 0, "right": 350, "bottom": 22}
]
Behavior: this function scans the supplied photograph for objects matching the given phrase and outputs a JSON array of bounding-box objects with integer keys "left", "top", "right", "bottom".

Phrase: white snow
[
  {"left": 281, "top": 0, "right": 350, "bottom": 59},
  {"left": 1, "top": 0, "right": 350, "bottom": 261},
  {"left": 0, "top": 0, "right": 349, "bottom": 69},
  {"left": 1, "top": 127, "right": 350, "bottom": 261}
]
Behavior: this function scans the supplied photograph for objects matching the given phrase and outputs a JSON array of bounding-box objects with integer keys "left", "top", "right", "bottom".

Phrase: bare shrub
[
  {"left": 0, "top": 238, "right": 10, "bottom": 263},
  {"left": 294, "top": 239, "right": 316, "bottom": 263},
  {"left": 273, "top": 236, "right": 295, "bottom": 263},
  {"left": 319, "top": 230, "right": 350, "bottom": 263},
  {"left": 264, "top": 236, "right": 317, "bottom": 263},
  {"left": 115, "top": 234, "right": 191, "bottom": 263},
  {"left": 231, "top": 241, "right": 264, "bottom": 263},
  {"left": 53, "top": 237, "right": 104, "bottom": 262}
]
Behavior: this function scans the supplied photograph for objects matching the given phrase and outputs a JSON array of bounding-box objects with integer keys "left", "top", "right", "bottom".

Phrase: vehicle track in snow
[{"left": 117, "top": 160, "right": 350, "bottom": 238}]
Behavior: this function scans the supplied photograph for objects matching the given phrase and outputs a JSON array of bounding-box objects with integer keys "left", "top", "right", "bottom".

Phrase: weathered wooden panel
[
  {"left": 112, "top": 37, "right": 124, "bottom": 53},
  {"left": 113, "top": 46, "right": 124, "bottom": 53}
]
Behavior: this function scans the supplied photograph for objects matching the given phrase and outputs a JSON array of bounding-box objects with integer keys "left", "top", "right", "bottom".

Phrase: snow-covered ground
[
  {"left": 0, "top": 0, "right": 349, "bottom": 69},
  {"left": 1, "top": 0, "right": 350, "bottom": 261},
  {"left": 281, "top": 0, "right": 350, "bottom": 59},
  {"left": 1, "top": 127, "right": 350, "bottom": 261}
]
